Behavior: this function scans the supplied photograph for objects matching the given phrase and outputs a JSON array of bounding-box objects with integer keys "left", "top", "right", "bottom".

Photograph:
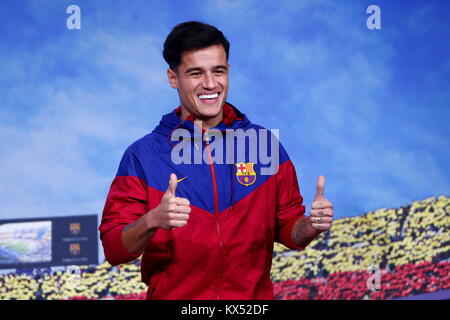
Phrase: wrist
[
  {"left": 292, "top": 216, "right": 321, "bottom": 247},
  {"left": 144, "top": 208, "right": 160, "bottom": 231}
]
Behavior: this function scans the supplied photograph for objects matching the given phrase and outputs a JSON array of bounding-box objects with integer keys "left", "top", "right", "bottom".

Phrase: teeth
[{"left": 198, "top": 93, "right": 219, "bottom": 99}]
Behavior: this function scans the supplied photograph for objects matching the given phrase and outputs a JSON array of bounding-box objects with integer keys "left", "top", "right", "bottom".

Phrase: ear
[{"left": 167, "top": 68, "right": 179, "bottom": 89}]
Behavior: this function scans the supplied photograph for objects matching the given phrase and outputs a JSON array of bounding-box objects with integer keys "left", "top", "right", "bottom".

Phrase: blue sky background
[{"left": 0, "top": 0, "right": 449, "bottom": 228}]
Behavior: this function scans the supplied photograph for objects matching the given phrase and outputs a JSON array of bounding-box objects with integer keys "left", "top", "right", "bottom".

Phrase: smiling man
[{"left": 99, "top": 21, "right": 334, "bottom": 300}]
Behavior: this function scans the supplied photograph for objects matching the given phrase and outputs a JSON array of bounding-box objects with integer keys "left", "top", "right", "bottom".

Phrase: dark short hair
[{"left": 163, "top": 21, "right": 230, "bottom": 70}]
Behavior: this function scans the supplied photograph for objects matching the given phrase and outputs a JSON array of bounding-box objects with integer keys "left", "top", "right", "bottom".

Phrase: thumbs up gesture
[
  {"left": 150, "top": 173, "right": 191, "bottom": 230},
  {"left": 310, "top": 175, "right": 334, "bottom": 232}
]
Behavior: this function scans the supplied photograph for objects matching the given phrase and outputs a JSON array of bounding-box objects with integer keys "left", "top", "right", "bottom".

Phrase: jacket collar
[
  {"left": 151, "top": 102, "right": 250, "bottom": 139},
  {"left": 173, "top": 102, "right": 244, "bottom": 127}
]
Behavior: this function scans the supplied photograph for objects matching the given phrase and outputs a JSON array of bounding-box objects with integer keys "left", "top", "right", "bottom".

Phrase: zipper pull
[{"left": 204, "top": 132, "right": 210, "bottom": 144}]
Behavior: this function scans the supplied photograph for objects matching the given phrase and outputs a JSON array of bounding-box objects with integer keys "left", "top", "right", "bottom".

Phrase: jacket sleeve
[
  {"left": 274, "top": 158, "right": 306, "bottom": 250},
  {"left": 99, "top": 147, "right": 149, "bottom": 266}
]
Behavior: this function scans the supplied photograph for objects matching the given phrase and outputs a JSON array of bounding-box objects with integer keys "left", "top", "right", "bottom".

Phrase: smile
[
  {"left": 198, "top": 93, "right": 219, "bottom": 99},
  {"left": 197, "top": 92, "right": 220, "bottom": 105}
]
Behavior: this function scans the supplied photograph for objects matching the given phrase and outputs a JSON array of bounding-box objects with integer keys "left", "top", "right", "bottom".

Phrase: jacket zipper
[
  {"left": 204, "top": 133, "right": 219, "bottom": 214},
  {"left": 204, "top": 132, "right": 223, "bottom": 300}
]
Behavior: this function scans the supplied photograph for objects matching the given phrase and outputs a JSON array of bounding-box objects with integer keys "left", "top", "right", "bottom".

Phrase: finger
[
  {"left": 310, "top": 208, "right": 333, "bottom": 217},
  {"left": 312, "top": 223, "right": 331, "bottom": 231},
  {"left": 314, "top": 175, "right": 325, "bottom": 201},
  {"left": 172, "top": 213, "right": 190, "bottom": 221},
  {"left": 168, "top": 211, "right": 190, "bottom": 220},
  {"left": 167, "top": 199, "right": 191, "bottom": 213},
  {"left": 172, "top": 205, "right": 191, "bottom": 214},
  {"left": 311, "top": 198, "right": 333, "bottom": 210},
  {"left": 170, "top": 220, "right": 188, "bottom": 228},
  {"left": 310, "top": 216, "right": 332, "bottom": 224},
  {"left": 172, "top": 197, "right": 190, "bottom": 206},
  {"left": 166, "top": 173, "right": 178, "bottom": 197}
]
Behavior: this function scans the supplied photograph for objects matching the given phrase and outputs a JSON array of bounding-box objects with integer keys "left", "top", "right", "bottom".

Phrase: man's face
[{"left": 168, "top": 44, "right": 229, "bottom": 125}]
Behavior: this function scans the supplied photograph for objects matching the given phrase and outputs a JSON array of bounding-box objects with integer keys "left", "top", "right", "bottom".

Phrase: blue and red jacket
[{"left": 99, "top": 103, "right": 306, "bottom": 299}]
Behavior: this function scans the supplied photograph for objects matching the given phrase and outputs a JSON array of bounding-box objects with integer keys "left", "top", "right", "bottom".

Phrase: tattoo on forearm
[
  {"left": 292, "top": 218, "right": 309, "bottom": 246},
  {"left": 292, "top": 217, "right": 320, "bottom": 247},
  {"left": 123, "top": 221, "right": 153, "bottom": 240},
  {"left": 123, "top": 221, "right": 137, "bottom": 232},
  {"left": 138, "top": 230, "right": 153, "bottom": 240}
]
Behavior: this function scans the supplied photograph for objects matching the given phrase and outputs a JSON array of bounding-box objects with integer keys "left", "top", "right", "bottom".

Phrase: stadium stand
[{"left": 0, "top": 195, "right": 449, "bottom": 300}]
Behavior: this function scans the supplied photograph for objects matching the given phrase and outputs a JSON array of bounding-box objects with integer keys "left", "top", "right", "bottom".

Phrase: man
[{"left": 99, "top": 21, "right": 334, "bottom": 300}]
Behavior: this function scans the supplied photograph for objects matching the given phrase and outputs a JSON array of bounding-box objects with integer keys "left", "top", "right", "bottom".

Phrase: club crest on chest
[{"left": 235, "top": 162, "right": 256, "bottom": 186}]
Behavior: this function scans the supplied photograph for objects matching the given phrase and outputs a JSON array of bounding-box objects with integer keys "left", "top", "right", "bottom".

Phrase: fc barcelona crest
[
  {"left": 235, "top": 162, "right": 256, "bottom": 186},
  {"left": 70, "top": 243, "right": 81, "bottom": 255},
  {"left": 70, "top": 223, "right": 81, "bottom": 235}
]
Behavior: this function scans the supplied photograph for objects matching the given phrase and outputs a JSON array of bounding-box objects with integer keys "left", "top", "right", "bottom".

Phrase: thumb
[
  {"left": 314, "top": 175, "right": 325, "bottom": 201},
  {"left": 166, "top": 173, "right": 178, "bottom": 197}
]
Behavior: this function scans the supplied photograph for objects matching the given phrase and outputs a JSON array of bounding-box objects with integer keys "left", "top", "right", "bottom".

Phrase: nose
[{"left": 202, "top": 72, "right": 217, "bottom": 90}]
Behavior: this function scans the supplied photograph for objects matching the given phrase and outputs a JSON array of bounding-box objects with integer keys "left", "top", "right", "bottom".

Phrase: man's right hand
[
  {"left": 148, "top": 173, "right": 191, "bottom": 230},
  {"left": 121, "top": 173, "right": 191, "bottom": 255}
]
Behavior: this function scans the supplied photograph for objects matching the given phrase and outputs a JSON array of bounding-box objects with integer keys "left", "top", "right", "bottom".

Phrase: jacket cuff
[{"left": 102, "top": 225, "right": 141, "bottom": 266}]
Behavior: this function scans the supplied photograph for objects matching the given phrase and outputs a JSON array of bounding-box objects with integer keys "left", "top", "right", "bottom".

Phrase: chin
[
  {"left": 197, "top": 101, "right": 224, "bottom": 118},
  {"left": 201, "top": 106, "right": 221, "bottom": 116}
]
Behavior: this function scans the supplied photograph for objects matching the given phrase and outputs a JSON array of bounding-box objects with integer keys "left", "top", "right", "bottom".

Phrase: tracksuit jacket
[{"left": 99, "top": 103, "right": 306, "bottom": 299}]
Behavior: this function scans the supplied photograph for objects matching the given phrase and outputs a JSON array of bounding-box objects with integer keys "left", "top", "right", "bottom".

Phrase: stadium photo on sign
[
  {"left": 0, "top": 221, "right": 52, "bottom": 265},
  {"left": 0, "top": 0, "right": 449, "bottom": 307}
]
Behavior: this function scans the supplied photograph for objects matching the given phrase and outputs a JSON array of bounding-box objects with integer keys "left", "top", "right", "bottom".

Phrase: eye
[{"left": 190, "top": 72, "right": 202, "bottom": 77}]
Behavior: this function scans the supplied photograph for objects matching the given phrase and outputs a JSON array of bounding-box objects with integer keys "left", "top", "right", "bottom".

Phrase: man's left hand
[{"left": 310, "top": 175, "right": 334, "bottom": 232}]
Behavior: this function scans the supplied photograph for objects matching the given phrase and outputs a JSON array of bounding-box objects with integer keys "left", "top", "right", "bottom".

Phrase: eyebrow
[{"left": 184, "top": 65, "right": 228, "bottom": 74}]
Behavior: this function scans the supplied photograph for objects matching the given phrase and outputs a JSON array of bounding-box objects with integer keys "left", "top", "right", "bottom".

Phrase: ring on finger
[
  {"left": 319, "top": 210, "right": 323, "bottom": 216},
  {"left": 315, "top": 217, "right": 322, "bottom": 224}
]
